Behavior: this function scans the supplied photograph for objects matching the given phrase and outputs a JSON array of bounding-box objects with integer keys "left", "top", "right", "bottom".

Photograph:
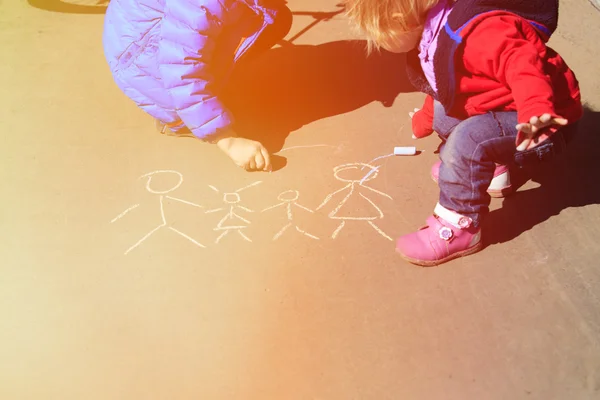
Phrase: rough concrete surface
[{"left": 1, "top": 0, "right": 599, "bottom": 399}]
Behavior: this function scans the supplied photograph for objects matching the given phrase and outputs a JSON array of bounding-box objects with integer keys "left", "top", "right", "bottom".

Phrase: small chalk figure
[{"left": 394, "top": 146, "right": 417, "bottom": 156}]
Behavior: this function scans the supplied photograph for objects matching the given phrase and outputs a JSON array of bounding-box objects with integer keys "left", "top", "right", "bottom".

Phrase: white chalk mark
[
  {"left": 262, "top": 203, "right": 284, "bottom": 212},
  {"left": 316, "top": 184, "right": 351, "bottom": 211},
  {"left": 124, "top": 225, "right": 162, "bottom": 255},
  {"left": 114, "top": 170, "right": 206, "bottom": 255},
  {"left": 214, "top": 211, "right": 250, "bottom": 231},
  {"left": 238, "top": 230, "right": 252, "bottom": 242},
  {"left": 294, "top": 203, "right": 314, "bottom": 213},
  {"left": 168, "top": 227, "right": 206, "bottom": 248},
  {"left": 368, "top": 221, "right": 392, "bottom": 241},
  {"left": 215, "top": 231, "right": 228, "bottom": 244},
  {"left": 207, "top": 182, "right": 261, "bottom": 244},
  {"left": 273, "top": 223, "right": 292, "bottom": 240},
  {"left": 278, "top": 144, "right": 335, "bottom": 153},
  {"left": 232, "top": 212, "right": 251, "bottom": 225},
  {"left": 235, "top": 181, "right": 263, "bottom": 193},
  {"left": 362, "top": 153, "right": 395, "bottom": 169},
  {"left": 165, "top": 196, "right": 203, "bottom": 208},
  {"left": 360, "top": 166, "right": 380, "bottom": 185},
  {"left": 331, "top": 221, "right": 345, "bottom": 239},
  {"left": 158, "top": 195, "right": 167, "bottom": 225},
  {"left": 359, "top": 193, "right": 384, "bottom": 219},
  {"left": 361, "top": 183, "right": 393, "bottom": 200},
  {"left": 328, "top": 186, "right": 353, "bottom": 218},
  {"left": 111, "top": 204, "right": 140, "bottom": 223},
  {"left": 140, "top": 170, "right": 184, "bottom": 194},
  {"left": 262, "top": 190, "right": 318, "bottom": 240},
  {"left": 296, "top": 226, "right": 319, "bottom": 240},
  {"left": 318, "top": 163, "right": 392, "bottom": 239}
]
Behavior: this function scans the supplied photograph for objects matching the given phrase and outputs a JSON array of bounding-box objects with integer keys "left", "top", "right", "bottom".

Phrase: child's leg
[
  {"left": 397, "top": 109, "right": 574, "bottom": 266},
  {"left": 430, "top": 100, "right": 512, "bottom": 197},
  {"left": 396, "top": 111, "right": 518, "bottom": 266},
  {"left": 437, "top": 111, "right": 519, "bottom": 226},
  {"left": 432, "top": 100, "right": 462, "bottom": 143}
]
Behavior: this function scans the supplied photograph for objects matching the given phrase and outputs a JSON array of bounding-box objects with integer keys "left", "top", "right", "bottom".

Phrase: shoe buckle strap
[{"left": 434, "top": 203, "right": 472, "bottom": 229}]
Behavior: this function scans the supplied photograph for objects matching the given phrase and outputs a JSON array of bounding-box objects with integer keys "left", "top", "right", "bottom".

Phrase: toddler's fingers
[
  {"left": 247, "top": 158, "right": 257, "bottom": 171},
  {"left": 260, "top": 147, "right": 271, "bottom": 171},
  {"left": 539, "top": 113, "right": 552, "bottom": 123},
  {"left": 552, "top": 117, "right": 568, "bottom": 126},
  {"left": 254, "top": 153, "right": 265, "bottom": 171},
  {"left": 516, "top": 137, "right": 532, "bottom": 151},
  {"left": 516, "top": 123, "right": 533, "bottom": 134}
]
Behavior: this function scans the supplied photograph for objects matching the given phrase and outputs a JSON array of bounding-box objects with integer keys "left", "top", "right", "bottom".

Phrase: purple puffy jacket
[{"left": 102, "top": 0, "right": 279, "bottom": 141}]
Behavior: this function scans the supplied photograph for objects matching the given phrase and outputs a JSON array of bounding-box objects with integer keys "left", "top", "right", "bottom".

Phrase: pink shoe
[
  {"left": 430, "top": 161, "right": 512, "bottom": 198},
  {"left": 396, "top": 203, "right": 483, "bottom": 266}
]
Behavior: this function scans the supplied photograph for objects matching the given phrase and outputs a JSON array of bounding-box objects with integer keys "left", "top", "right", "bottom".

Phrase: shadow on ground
[
  {"left": 27, "top": 0, "right": 109, "bottom": 14},
  {"left": 223, "top": 40, "right": 415, "bottom": 153},
  {"left": 484, "top": 105, "right": 600, "bottom": 245}
]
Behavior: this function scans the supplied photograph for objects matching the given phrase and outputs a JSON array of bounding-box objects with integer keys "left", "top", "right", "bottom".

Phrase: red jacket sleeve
[
  {"left": 411, "top": 95, "right": 435, "bottom": 138},
  {"left": 461, "top": 16, "right": 558, "bottom": 124}
]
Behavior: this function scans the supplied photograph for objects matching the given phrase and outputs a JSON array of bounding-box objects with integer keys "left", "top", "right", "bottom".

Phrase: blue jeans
[{"left": 433, "top": 101, "right": 574, "bottom": 226}]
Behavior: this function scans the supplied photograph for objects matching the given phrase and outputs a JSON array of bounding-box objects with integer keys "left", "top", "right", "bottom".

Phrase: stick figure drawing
[
  {"left": 262, "top": 190, "right": 319, "bottom": 240},
  {"left": 111, "top": 170, "right": 205, "bottom": 255},
  {"left": 316, "top": 163, "right": 393, "bottom": 240},
  {"left": 205, "top": 181, "right": 262, "bottom": 244}
]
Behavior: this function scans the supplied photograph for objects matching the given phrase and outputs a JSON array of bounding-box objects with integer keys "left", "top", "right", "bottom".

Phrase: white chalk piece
[{"left": 394, "top": 146, "right": 417, "bottom": 156}]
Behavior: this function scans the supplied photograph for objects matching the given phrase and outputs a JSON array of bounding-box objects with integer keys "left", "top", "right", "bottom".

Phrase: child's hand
[
  {"left": 409, "top": 107, "right": 435, "bottom": 139},
  {"left": 515, "top": 113, "right": 568, "bottom": 151},
  {"left": 216, "top": 136, "right": 272, "bottom": 172}
]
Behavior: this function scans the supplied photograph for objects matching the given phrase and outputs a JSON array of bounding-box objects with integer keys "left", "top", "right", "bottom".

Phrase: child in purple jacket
[{"left": 102, "top": 0, "right": 292, "bottom": 171}]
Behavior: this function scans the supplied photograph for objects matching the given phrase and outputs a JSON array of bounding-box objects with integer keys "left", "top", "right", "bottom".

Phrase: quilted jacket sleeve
[{"left": 159, "top": 0, "right": 233, "bottom": 140}]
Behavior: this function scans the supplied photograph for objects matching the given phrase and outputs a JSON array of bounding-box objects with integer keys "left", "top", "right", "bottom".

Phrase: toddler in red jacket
[{"left": 344, "top": 0, "right": 583, "bottom": 266}]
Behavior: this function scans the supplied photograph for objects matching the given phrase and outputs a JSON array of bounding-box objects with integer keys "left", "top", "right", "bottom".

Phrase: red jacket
[{"left": 412, "top": 12, "right": 583, "bottom": 138}]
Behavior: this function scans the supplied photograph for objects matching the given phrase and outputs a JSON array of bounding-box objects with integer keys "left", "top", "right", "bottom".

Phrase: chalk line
[
  {"left": 278, "top": 144, "right": 335, "bottom": 153},
  {"left": 238, "top": 230, "right": 252, "bottom": 242},
  {"left": 165, "top": 196, "right": 203, "bottom": 208},
  {"left": 368, "top": 221, "right": 392, "bottom": 241},
  {"left": 360, "top": 166, "right": 380, "bottom": 185},
  {"left": 331, "top": 221, "right": 345, "bottom": 239},
  {"left": 168, "top": 227, "right": 205, "bottom": 248},
  {"left": 295, "top": 203, "right": 314, "bottom": 214},
  {"left": 124, "top": 225, "right": 162, "bottom": 255},
  {"left": 359, "top": 193, "right": 384, "bottom": 219},
  {"left": 273, "top": 223, "right": 292, "bottom": 240},
  {"left": 361, "top": 153, "right": 395, "bottom": 170},
  {"left": 236, "top": 181, "right": 263, "bottom": 193},
  {"left": 316, "top": 183, "right": 351, "bottom": 211},
  {"left": 262, "top": 202, "right": 284, "bottom": 213},
  {"left": 111, "top": 204, "right": 139, "bottom": 223},
  {"left": 296, "top": 226, "right": 319, "bottom": 240},
  {"left": 361, "top": 184, "right": 393, "bottom": 200}
]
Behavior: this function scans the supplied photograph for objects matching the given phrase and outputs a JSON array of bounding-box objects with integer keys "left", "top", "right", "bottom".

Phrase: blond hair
[{"left": 344, "top": 0, "right": 440, "bottom": 52}]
